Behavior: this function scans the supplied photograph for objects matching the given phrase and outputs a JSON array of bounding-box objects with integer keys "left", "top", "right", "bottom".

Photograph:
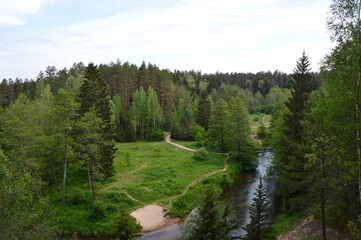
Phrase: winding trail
[
  {"left": 163, "top": 134, "right": 229, "bottom": 208},
  {"left": 165, "top": 134, "right": 196, "bottom": 152},
  {"left": 130, "top": 135, "right": 230, "bottom": 234}
]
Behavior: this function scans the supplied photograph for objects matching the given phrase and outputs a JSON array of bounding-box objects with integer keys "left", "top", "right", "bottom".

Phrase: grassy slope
[
  {"left": 53, "top": 140, "right": 234, "bottom": 235},
  {"left": 107, "top": 141, "right": 224, "bottom": 206}
]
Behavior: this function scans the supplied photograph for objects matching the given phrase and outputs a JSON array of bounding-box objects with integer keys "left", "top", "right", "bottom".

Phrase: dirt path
[
  {"left": 165, "top": 134, "right": 197, "bottom": 152},
  {"left": 130, "top": 136, "right": 229, "bottom": 234},
  {"left": 251, "top": 132, "right": 263, "bottom": 145},
  {"left": 163, "top": 134, "right": 229, "bottom": 208}
]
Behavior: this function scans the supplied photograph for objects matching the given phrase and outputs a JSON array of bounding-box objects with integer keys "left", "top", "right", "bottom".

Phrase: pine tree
[
  {"left": 197, "top": 91, "right": 212, "bottom": 130},
  {"left": 243, "top": 178, "right": 270, "bottom": 240}
]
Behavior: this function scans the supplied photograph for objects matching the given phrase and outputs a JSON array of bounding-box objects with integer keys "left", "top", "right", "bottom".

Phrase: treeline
[
  {"left": 0, "top": 62, "right": 293, "bottom": 144},
  {"left": 271, "top": 0, "right": 361, "bottom": 238}
]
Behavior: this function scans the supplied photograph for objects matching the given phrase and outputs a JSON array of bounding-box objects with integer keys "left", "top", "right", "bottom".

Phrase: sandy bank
[{"left": 130, "top": 204, "right": 180, "bottom": 234}]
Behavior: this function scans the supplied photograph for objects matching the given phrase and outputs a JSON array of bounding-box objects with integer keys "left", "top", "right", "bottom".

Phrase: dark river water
[{"left": 135, "top": 151, "right": 275, "bottom": 240}]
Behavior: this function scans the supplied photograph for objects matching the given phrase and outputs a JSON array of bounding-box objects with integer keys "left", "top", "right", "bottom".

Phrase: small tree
[
  {"left": 180, "top": 186, "right": 238, "bottom": 240},
  {"left": 243, "top": 178, "right": 270, "bottom": 240},
  {"left": 123, "top": 151, "right": 131, "bottom": 166},
  {"left": 113, "top": 203, "right": 141, "bottom": 240}
]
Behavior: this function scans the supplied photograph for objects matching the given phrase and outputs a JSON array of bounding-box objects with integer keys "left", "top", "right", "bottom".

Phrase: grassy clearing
[
  {"left": 250, "top": 113, "right": 271, "bottom": 133},
  {"left": 107, "top": 141, "right": 225, "bottom": 206},
  {"left": 52, "top": 140, "right": 235, "bottom": 235}
]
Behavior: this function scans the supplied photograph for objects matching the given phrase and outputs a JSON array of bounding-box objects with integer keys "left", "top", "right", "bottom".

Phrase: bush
[
  {"left": 123, "top": 151, "right": 131, "bottom": 166},
  {"left": 193, "top": 148, "right": 208, "bottom": 161},
  {"left": 150, "top": 126, "right": 164, "bottom": 141},
  {"left": 66, "top": 186, "right": 90, "bottom": 205},
  {"left": 88, "top": 201, "right": 107, "bottom": 221},
  {"left": 152, "top": 145, "right": 165, "bottom": 156}
]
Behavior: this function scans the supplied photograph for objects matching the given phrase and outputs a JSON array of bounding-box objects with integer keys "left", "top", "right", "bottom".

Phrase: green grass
[
  {"left": 269, "top": 212, "right": 303, "bottom": 237},
  {"left": 172, "top": 140, "right": 199, "bottom": 149},
  {"left": 250, "top": 113, "right": 271, "bottom": 133},
  {"left": 107, "top": 141, "right": 225, "bottom": 206},
  {"left": 51, "top": 140, "right": 236, "bottom": 235}
]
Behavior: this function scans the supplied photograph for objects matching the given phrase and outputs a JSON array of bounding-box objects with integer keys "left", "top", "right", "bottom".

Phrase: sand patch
[{"left": 130, "top": 204, "right": 179, "bottom": 233}]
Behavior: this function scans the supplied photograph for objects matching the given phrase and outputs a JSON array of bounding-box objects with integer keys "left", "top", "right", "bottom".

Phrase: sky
[{"left": 0, "top": 0, "right": 333, "bottom": 80}]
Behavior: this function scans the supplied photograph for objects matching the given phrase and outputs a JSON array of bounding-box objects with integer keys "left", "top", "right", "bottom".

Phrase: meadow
[{"left": 52, "top": 140, "right": 236, "bottom": 235}]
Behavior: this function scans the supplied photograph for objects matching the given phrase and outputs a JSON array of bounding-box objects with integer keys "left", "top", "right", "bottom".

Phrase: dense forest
[
  {"left": 1, "top": 0, "right": 361, "bottom": 239},
  {"left": 0, "top": 56, "right": 293, "bottom": 238}
]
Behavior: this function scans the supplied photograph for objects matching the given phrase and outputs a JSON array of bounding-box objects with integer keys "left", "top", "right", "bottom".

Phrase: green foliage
[
  {"left": 179, "top": 185, "right": 238, "bottom": 240},
  {"left": 112, "top": 203, "right": 141, "bottom": 240},
  {"left": 129, "top": 86, "right": 164, "bottom": 140},
  {"left": 243, "top": 178, "right": 271, "bottom": 240},
  {"left": 227, "top": 97, "right": 251, "bottom": 156},
  {"left": 0, "top": 149, "right": 56, "bottom": 240},
  {"left": 123, "top": 151, "right": 131, "bottom": 166},
  {"left": 190, "top": 125, "right": 207, "bottom": 146},
  {"left": 66, "top": 186, "right": 91, "bottom": 205},
  {"left": 78, "top": 63, "right": 116, "bottom": 179},
  {"left": 193, "top": 147, "right": 208, "bottom": 161},
  {"left": 152, "top": 145, "right": 165, "bottom": 156},
  {"left": 196, "top": 91, "right": 212, "bottom": 130},
  {"left": 208, "top": 98, "right": 230, "bottom": 152},
  {"left": 150, "top": 126, "right": 164, "bottom": 141},
  {"left": 273, "top": 52, "right": 316, "bottom": 213}
]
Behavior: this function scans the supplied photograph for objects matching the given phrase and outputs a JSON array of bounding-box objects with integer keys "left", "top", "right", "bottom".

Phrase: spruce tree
[
  {"left": 243, "top": 178, "right": 270, "bottom": 240},
  {"left": 78, "top": 63, "right": 116, "bottom": 179},
  {"left": 277, "top": 52, "right": 316, "bottom": 212},
  {"left": 180, "top": 185, "right": 238, "bottom": 240},
  {"left": 197, "top": 91, "right": 212, "bottom": 130},
  {"left": 284, "top": 52, "right": 315, "bottom": 142}
]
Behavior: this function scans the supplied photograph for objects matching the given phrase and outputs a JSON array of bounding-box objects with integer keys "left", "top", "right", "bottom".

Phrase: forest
[{"left": 1, "top": 0, "right": 361, "bottom": 239}]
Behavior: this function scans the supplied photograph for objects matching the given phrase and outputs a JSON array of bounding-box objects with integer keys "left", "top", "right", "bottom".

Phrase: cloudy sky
[{"left": 0, "top": 0, "right": 333, "bottom": 80}]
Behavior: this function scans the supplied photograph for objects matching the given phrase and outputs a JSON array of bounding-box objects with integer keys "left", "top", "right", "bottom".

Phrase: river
[{"left": 135, "top": 151, "right": 275, "bottom": 240}]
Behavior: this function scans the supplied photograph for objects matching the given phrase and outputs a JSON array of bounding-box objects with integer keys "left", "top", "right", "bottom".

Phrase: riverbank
[{"left": 130, "top": 205, "right": 180, "bottom": 234}]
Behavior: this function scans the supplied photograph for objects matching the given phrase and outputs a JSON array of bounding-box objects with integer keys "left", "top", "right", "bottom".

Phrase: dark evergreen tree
[
  {"left": 78, "top": 63, "right": 116, "bottom": 178},
  {"left": 196, "top": 90, "right": 212, "bottom": 130},
  {"left": 276, "top": 52, "right": 316, "bottom": 212},
  {"left": 243, "top": 178, "right": 270, "bottom": 240},
  {"left": 284, "top": 52, "right": 315, "bottom": 142},
  {"left": 112, "top": 203, "right": 141, "bottom": 240},
  {"left": 180, "top": 186, "right": 238, "bottom": 240}
]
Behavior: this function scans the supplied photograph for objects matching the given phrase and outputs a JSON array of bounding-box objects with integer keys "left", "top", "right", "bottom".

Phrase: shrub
[
  {"left": 150, "top": 126, "right": 164, "bottom": 141},
  {"left": 193, "top": 148, "right": 208, "bottom": 161},
  {"left": 152, "top": 145, "right": 165, "bottom": 156},
  {"left": 66, "top": 186, "right": 90, "bottom": 205},
  {"left": 123, "top": 151, "right": 131, "bottom": 166},
  {"left": 88, "top": 201, "right": 107, "bottom": 221}
]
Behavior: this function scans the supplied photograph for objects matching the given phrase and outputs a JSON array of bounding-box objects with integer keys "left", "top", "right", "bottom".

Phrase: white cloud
[
  {"left": 0, "top": 0, "right": 334, "bottom": 79},
  {"left": 0, "top": 0, "right": 52, "bottom": 25}
]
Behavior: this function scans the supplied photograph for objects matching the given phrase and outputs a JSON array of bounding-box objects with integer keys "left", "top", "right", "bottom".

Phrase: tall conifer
[
  {"left": 196, "top": 91, "right": 212, "bottom": 130},
  {"left": 278, "top": 52, "right": 316, "bottom": 212},
  {"left": 78, "top": 63, "right": 116, "bottom": 178}
]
